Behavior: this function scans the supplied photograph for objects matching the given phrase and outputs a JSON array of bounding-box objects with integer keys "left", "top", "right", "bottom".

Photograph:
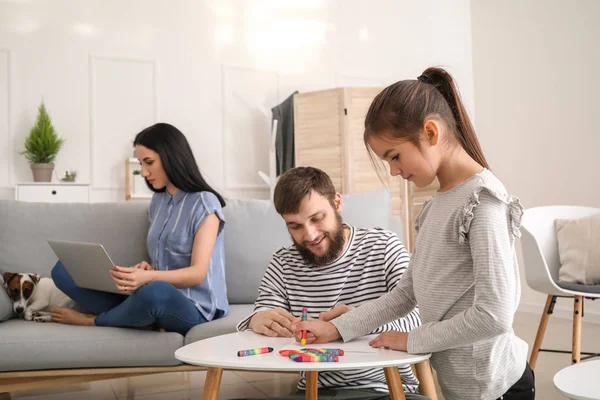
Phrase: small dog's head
[{"left": 2, "top": 272, "right": 40, "bottom": 316}]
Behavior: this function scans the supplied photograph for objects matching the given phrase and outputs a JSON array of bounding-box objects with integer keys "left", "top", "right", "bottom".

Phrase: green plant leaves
[{"left": 20, "top": 101, "right": 65, "bottom": 164}]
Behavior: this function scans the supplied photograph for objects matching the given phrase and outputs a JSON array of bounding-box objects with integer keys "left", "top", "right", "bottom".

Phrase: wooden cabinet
[
  {"left": 293, "top": 87, "right": 439, "bottom": 250},
  {"left": 15, "top": 183, "right": 91, "bottom": 203}
]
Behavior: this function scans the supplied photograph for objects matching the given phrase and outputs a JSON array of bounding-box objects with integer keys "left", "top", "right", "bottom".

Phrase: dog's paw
[
  {"left": 32, "top": 312, "right": 52, "bottom": 323},
  {"left": 24, "top": 310, "right": 33, "bottom": 321}
]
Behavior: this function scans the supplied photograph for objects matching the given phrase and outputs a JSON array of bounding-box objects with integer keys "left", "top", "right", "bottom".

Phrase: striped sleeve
[
  {"left": 236, "top": 251, "right": 289, "bottom": 331},
  {"left": 366, "top": 235, "right": 420, "bottom": 334},
  {"left": 407, "top": 191, "right": 518, "bottom": 354}
]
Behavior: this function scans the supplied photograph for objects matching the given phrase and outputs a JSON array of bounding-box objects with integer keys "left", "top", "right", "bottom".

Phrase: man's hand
[
  {"left": 319, "top": 304, "right": 353, "bottom": 322},
  {"left": 249, "top": 308, "right": 296, "bottom": 338}
]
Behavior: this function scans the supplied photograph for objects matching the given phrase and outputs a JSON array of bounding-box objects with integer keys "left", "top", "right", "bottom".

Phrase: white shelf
[
  {"left": 16, "top": 182, "right": 90, "bottom": 186},
  {"left": 129, "top": 194, "right": 153, "bottom": 200}
]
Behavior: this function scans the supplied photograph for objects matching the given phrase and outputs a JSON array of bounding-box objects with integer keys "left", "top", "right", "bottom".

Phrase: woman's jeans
[{"left": 51, "top": 261, "right": 207, "bottom": 335}]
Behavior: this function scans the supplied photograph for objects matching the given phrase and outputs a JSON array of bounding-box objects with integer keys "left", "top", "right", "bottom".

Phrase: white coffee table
[
  {"left": 554, "top": 359, "right": 600, "bottom": 400},
  {"left": 175, "top": 331, "right": 437, "bottom": 400}
]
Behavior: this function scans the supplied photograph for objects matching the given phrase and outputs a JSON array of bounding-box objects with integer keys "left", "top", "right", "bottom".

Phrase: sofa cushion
[
  {"left": 0, "top": 200, "right": 151, "bottom": 278},
  {"left": 185, "top": 304, "right": 254, "bottom": 345},
  {"left": 222, "top": 199, "right": 291, "bottom": 304},
  {"left": 222, "top": 189, "right": 394, "bottom": 305},
  {"left": 556, "top": 213, "right": 600, "bottom": 284},
  {"left": 340, "top": 188, "right": 393, "bottom": 233},
  {"left": 0, "top": 319, "right": 184, "bottom": 371},
  {"left": 0, "top": 289, "right": 12, "bottom": 322}
]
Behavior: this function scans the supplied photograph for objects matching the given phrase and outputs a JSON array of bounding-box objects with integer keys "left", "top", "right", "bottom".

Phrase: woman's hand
[
  {"left": 368, "top": 331, "right": 409, "bottom": 351},
  {"left": 110, "top": 265, "right": 155, "bottom": 293},
  {"left": 133, "top": 261, "right": 153, "bottom": 271},
  {"left": 292, "top": 320, "right": 342, "bottom": 344}
]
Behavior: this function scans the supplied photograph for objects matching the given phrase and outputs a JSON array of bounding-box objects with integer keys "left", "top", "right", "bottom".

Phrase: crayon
[
  {"left": 301, "top": 307, "right": 308, "bottom": 346},
  {"left": 237, "top": 347, "right": 274, "bottom": 357}
]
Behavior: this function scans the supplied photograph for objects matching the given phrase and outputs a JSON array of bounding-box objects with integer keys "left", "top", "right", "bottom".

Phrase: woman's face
[{"left": 135, "top": 145, "right": 169, "bottom": 190}]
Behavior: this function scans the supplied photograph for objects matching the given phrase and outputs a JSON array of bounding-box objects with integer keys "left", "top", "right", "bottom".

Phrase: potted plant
[
  {"left": 61, "top": 170, "right": 77, "bottom": 182},
  {"left": 20, "top": 101, "right": 65, "bottom": 182}
]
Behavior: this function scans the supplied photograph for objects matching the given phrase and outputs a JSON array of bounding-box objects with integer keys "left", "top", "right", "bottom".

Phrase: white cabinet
[{"left": 15, "top": 183, "right": 91, "bottom": 203}]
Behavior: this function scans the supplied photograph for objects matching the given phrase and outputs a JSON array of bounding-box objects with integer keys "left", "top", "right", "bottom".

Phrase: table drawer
[{"left": 16, "top": 185, "right": 90, "bottom": 203}]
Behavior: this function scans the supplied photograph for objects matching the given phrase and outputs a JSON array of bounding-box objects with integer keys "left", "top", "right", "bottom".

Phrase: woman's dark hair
[
  {"left": 364, "top": 66, "right": 489, "bottom": 169},
  {"left": 134, "top": 123, "right": 226, "bottom": 207}
]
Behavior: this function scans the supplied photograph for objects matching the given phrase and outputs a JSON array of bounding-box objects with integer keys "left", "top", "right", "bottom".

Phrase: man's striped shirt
[{"left": 237, "top": 226, "right": 421, "bottom": 393}]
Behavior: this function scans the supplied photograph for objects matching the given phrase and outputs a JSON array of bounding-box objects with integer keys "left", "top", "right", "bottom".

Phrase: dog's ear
[
  {"left": 2, "top": 272, "right": 16, "bottom": 285},
  {"left": 28, "top": 274, "right": 40, "bottom": 285}
]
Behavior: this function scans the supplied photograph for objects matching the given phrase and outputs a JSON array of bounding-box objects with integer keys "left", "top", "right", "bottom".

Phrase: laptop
[{"left": 47, "top": 239, "right": 128, "bottom": 295}]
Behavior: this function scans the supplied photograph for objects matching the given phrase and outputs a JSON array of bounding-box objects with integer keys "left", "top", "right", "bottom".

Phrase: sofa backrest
[
  {"left": 0, "top": 200, "right": 151, "bottom": 278},
  {"left": 223, "top": 189, "right": 401, "bottom": 304},
  {"left": 0, "top": 189, "right": 404, "bottom": 305}
]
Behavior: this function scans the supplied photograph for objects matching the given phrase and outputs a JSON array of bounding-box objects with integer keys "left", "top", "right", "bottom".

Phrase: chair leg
[
  {"left": 529, "top": 295, "right": 554, "bottom": 370},
  {"left": 572, "top": 296, "right": 583, "bottom": 364}
]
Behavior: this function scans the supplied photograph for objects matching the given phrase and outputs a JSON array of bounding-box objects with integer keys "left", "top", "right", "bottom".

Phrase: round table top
[
  {"left": 554, "top": 360, "right": 600, "bottom": 400},
  {"left": 175, "top": 331, "right": 431, "bottom": 372}
]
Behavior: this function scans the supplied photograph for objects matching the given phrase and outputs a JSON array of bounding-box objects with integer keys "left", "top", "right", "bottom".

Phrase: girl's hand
[
  {"left": 110, "top": 265, "right": 154, "bottom": 293},
  {"left": 318, "top": 304, "right": 353, "bottom": 321},
  {"left": 293, "top": 315, "right": 317, "bottom": 345},
  {"left": 369, "top": 331, "right": 409, "bottom": 351},
  {"left": 292, "top": 320, "right": 341, "bottom": 344}
]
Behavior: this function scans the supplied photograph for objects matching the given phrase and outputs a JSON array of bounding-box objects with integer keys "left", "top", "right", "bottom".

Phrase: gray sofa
[{"left": 0, "top": 189, "right": 402, "bottom": 386}]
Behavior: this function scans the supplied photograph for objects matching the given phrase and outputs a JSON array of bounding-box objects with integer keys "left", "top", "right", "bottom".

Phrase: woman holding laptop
[{"left": 50, "top": 123, "right": 228, "bottom": 335}]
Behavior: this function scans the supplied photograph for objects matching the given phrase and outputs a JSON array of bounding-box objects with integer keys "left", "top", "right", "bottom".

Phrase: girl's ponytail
[{"left": 419, "top": 67, "right": 489, "bottom": 169}]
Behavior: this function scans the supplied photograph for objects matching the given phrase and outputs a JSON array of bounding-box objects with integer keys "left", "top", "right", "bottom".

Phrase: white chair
[{"left": 520, "top": 206, "right": 600, "bottom": 370}]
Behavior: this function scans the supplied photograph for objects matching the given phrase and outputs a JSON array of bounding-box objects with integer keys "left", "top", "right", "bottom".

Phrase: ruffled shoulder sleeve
[{"left": 458, "top": 186, "right": 523, "bottom": 245}]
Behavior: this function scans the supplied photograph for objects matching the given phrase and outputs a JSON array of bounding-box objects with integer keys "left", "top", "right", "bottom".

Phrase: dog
[{"left": 2, "top": 272, "right": 75, "bottom": 322}]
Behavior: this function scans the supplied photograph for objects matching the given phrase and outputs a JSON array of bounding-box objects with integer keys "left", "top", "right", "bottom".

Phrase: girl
[
  {"left": 293, "top": 68, "right": 535, "bottom": 400},
  {"left": 51, "top": 123, "right": 228, "bottom": 335}
]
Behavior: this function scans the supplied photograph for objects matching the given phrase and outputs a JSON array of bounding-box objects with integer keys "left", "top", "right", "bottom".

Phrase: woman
[{"left": 51, "top": 123, "right": 228, "bottom": 335}]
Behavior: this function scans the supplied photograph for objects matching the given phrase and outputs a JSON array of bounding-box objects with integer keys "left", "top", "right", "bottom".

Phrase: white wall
[
  {"left": 471, "top": 0, "right": 600, "bottom": 320},
  {"left": 0, "top": 0, "right": 474, "bottom": 202}
]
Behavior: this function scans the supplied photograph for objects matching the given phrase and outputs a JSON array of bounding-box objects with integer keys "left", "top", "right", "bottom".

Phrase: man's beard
[{"left": 293, "top": 213, "right": 346, "bottom": 266}]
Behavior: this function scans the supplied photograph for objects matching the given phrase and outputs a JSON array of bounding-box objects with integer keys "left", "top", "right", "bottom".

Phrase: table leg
[
  {"left": 202, "top": 367, "right": 223, "bottom": 400},
  {"left": 414, "top": 360, "right": 438, "bottom": 400},
  {"left": 384, "top": 367, "right": 406, "bottom": 400},
  {"left": 305, "top": 371, "right": 318, "bottom": 400}
]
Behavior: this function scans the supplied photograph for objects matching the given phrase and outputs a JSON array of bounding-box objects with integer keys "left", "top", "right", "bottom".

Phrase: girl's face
[
  {"left": 367, "top": 121, "right": 442, "bottom": 188},
  {"left": 135, "top": 145, "right": 169, "bottom": 190}
]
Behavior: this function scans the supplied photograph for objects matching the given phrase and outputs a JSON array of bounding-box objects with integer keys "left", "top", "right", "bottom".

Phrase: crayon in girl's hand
[
  {"left": 301, "top": 307, "right": 308, "bottom": 346},
  {"left": 237, "top": 347, "right": 274, "bottom": 357}
]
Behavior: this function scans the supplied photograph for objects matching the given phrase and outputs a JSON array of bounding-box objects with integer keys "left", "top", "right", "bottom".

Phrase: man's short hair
[{"left": 273, "top": 167, "right": 337, "bottom": 215}]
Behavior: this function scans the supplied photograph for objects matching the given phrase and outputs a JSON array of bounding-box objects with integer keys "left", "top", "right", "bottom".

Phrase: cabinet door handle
[{"left": 51, "top": 190, "right": 57, "bottom": 195}]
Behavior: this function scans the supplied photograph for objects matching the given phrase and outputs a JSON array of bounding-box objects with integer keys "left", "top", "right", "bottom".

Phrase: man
[{"left": 236, "top": 167, "right": 425, "bottom": 400}]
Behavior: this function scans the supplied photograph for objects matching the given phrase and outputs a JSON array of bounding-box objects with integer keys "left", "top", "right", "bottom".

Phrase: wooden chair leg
[
  {"left": 529, "top": 295, "right": 554, "bottom": 370},
  {"left": 305, "top": 371, "right": 318, "bottom": 400},
  {"left": 383, "top": 367, "right": 406, "bottom": 400},
  {"left": 202, "top": 367, "right": 223, "bottom": 400},
  {"left": 414, "top": 360, "right": 438, "bottom": 400},
  {"left": 572, "top": 296, "right": 583, "bottom": 364}
]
